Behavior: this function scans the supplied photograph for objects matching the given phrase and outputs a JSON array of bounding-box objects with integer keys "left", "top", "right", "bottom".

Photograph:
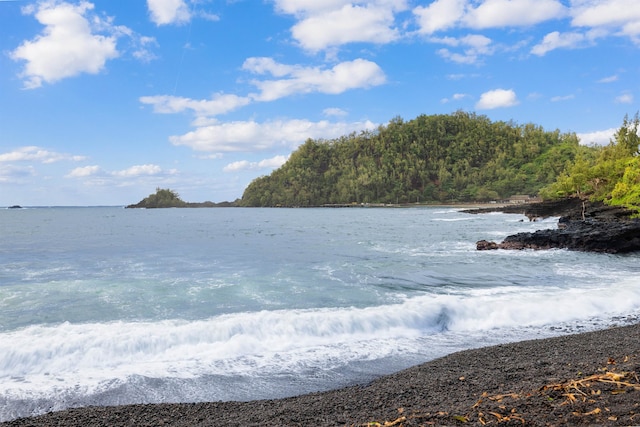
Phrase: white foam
[{"left": 2, "top": 276, "right": 639, "bottom": 406}]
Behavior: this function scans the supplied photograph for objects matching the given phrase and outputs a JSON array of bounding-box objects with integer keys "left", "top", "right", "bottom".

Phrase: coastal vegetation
[
  {"left": 128, "top": 188, "right": 186, "bottom": 208},
  {"left": 239, "top": 111, "right": 584, "bottom": 207},
  {"left": 540, "top": 112, "right": 640, "bottom": 216},
  {"left": 126, "top": 188, "right": 235, "bottom": 208},
  {"left": 129, "top": 112, "right": 640, "bottom": 214}
]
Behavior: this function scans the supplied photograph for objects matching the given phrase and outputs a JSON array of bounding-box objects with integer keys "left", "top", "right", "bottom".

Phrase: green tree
[
  {"left": 540, "top": 112, "right": 640, "bottom": 213},
  {"left": 609, "top": 157, "right": 640, "bottom": 216},
  {"left": 239, "top": 112, "right": 586, "bottom": 207},
  {"left": 129, "top": 188, "right": 187, "bottom": 208}
]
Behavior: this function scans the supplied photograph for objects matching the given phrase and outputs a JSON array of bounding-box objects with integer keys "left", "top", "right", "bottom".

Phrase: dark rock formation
[
  {"left": 463, "top": 198, "right": 632, "bottom": 222},
  {"left": 472, "top": 198, "right": 640, "bottom": 253},
  {"left": 478, "top": 219, "right": 640, "bottom": 253}
]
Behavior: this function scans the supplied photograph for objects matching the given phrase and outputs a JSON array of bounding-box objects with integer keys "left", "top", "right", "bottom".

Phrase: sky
[{"left": 0, "top": 0, "right": 639, "bottom": 206}]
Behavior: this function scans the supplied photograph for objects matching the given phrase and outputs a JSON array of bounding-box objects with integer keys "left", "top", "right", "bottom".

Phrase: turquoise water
[{"left": 1, "top": 207, "right": 639, "bottom": 421}]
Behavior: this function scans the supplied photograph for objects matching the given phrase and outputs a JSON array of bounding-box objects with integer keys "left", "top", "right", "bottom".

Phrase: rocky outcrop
[
  {"left": 463, "top": 198, "right": 632, "bottom": 222},
  {"left": 477, "top": 219, "right": 640, "bottom": 253},
  {"left": 472, "top": 198, "right": 640, "bottom": 253}
]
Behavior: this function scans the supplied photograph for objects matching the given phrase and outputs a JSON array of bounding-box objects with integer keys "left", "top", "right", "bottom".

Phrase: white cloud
[
  {"left": 169, "top": 119, "right": 377, "bottom": 153},
  {"left": 571, "top": 0, "right": 640, "bottom": 30},
  {"left": 243, "top": 58, "right": 386, "bottom": 102},
  {"left": 66, "top": 164, "right": 178, "bottom": 181},
  {"left": 433, "top": 34, "right": 493, "bottom": 64},
  {"left": 464, "top": 0, "right": 567, "bottom": 29},
  {"left": 530, "top": 30, "right": 592, "bottom": 55},
  {"left": 323, "top": 107, "right": 348, "bottom": 117},
  {"left": 551, "top": 94, "right": 575, "bottom": 102},
  {"left": 147, "top": 0, "right": 191, "bottom": 26},
  {"left": 441, "top": 93, "right": 469, "bottom": 103},
  {"left": 140, "top": 94, "right": 251, "bottom": 117},
  {"left": 576, "top": 128, "right": 616, "bottom": 146},
  {"left": 527, "top": 1, "right": 640, "bottom": 52},
  {"left": 0, "top": 146, "right": 85, "bottom": 163},
  {"left": 66, "top": 165, "right": 102, "bottom": 177},
  {"left": 10, "top": 1, "right": 120, "bottom": 89},
  {"left": 615, "top": 93, "right": 634, "bottom": 104},
  {"left": 198, "top": 11, "right": 220, "bottom": 22},
  {"left": 112, "top": 164, "right": 165, "bottom": 177},
  {"left": 414, "top": 0, "right": 565, "bottom": 34},
  {"left": 476, "top": 89, "right": 519, "bottom": 109},
  {"left": 132, "top": 36, "right": 159, "bottom": 62},
  {"left": 223, "top": 155, "right": 289, "bottom": 172},
  {"left": 273, "top": 1, "right": 407, "bottom": 52},
  {"left": 273, "top": 0, "right": 351, "bottom": 15},
  {"left": 598, "top": 74, "right": 618, "bottom": 83},
  {"left": 414, "top": 0, "right": 466, "bottom": 34}
]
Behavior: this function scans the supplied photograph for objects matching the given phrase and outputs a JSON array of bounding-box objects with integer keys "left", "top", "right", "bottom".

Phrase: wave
[{"left": 2, "top": 277, "right": 639, "bottom": 401}]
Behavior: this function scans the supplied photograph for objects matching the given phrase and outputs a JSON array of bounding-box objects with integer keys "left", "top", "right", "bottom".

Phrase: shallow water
[{"left": 1, "top": 206, "right": 639, "bottom": 421}]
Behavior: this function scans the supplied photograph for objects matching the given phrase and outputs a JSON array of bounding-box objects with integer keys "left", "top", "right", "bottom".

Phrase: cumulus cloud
[
  {"left": 571, "top": 0, "right": 640, "bottom": 34},
  {"left": 441, "top": 93, "right": 469, "bottom": 103},
  {"left": 66, "top": 163, "right": 176, "bottom": 179},
  {"left": 10, "top": 1, "right": 120, "bottom": 89},
  {"left": 530, "top": 30, "right": 595, "bottom": 55},
  {"left": 243, "top": 57, "right": 386, "bottom": 102},
  {"left": 141, "top": 58, "right": 385, "bottom": 123},
  {"left": 112, "top": 164, "right": 165, "bottom": 177},
  {"left": 463, "top": 0, "right": 567, "bottom": 29},
  {"left": 0, "top": 146, "right": 85, "bottom": 163},
  {"left": 433, "top": 34, "right": 493, "bottom": 64},
  {"left": 272, "top": 0, "right": 351, "bottom": 15},
  {"left": 414, "top": 0, "right": 466, "bottom": 34},
  {"left": 140, "top": 94, "right": 251, "bottom": 117},
  {"left": 412, "top": 0, "right": 640, "bottom": 56},
  {"left": 615, "top": 93, "right": 634, "bottom": 104},
  {"left": 530, "top": 1, "right": 640, "bottom": 55},
  {"left": 223, "top": 155, "right": 289, "bottom": 172},
  {"left": 271, "top": 1, "right": 408, "bottom": 51},
  {"left": 414, "top": 0, "right": 565, "bottom": 34},
  {"left": 323, "top": 107, "right": 348, "bottom": 117},
  {"left": 66, "top": 165, "right": 102, "bottom": 177},
  {"left": 169, "top": 119, "right": 377, "bottom": 153},
  {"left": 290, "top": 3, "right": 405, "bottom": 51},
  {"left": 476, "top": 89, "right": 519, "bottom": 109},
  {"left": 147, "top": 0, "right": 191, "bottom": 25},
  {"left": 576, "top": 128, "right": 617, "bottom": 146}
]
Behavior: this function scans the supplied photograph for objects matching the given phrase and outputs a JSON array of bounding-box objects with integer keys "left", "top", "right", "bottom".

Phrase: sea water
[{"left": 1, "top": 206, "right": 639, "bottom": 421}]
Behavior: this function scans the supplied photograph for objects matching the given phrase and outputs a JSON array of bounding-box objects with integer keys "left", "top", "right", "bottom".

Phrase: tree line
[
  {"left": 239, "top": 111, "right": 584, "bottom": 207},
  {"left": 540, "top": 112, "right": 640, "bottom": 216}
]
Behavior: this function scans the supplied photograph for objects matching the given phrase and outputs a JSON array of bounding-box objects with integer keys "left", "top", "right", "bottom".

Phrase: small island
[{"left": 125, "top": 188, "right": 236, "bottom": 209}]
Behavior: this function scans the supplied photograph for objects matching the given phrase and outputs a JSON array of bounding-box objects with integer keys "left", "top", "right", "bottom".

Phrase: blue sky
[{"left": 1, "top": 0, "right": 638, "bottom": 206}]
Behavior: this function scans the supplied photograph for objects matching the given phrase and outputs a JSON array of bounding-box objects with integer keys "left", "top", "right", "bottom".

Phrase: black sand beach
[{"left": 3, "top": 321, "right": 639, "bottom": 426}]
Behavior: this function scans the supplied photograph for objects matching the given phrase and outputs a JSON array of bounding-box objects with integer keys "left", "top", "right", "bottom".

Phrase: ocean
[{"left": 1, "top": 206, "right": 639, "bottom": 422}]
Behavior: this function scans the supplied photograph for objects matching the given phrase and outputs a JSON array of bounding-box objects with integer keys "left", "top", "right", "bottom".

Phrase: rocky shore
[
  {"left": 467, "top": 198, "right": 640, "bottom": 253},
  {"left": 3, "top": 322, "right": 639, "bottom": 426}
]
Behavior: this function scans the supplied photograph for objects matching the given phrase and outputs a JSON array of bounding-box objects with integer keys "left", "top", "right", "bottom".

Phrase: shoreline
[{"left": 4, "top": 321, "right": 639, "bottom": 426}]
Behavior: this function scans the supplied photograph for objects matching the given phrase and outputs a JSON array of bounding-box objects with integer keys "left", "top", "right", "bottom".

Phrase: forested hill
[{"left": 239, "top": 112, "right": 586, "bottom": 207}]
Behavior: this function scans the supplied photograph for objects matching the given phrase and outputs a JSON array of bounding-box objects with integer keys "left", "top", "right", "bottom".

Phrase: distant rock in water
[
  {"left": 126, "top": 188, "right": 237, "bottom": 209},
  {"left": 8, "top": 205, "right": 22, "bottom": 209}
]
